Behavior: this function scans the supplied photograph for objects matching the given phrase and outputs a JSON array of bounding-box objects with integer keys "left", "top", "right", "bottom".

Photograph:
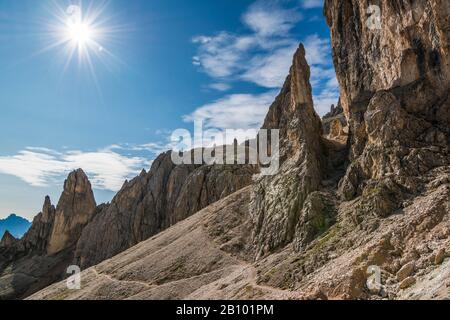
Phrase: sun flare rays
[{"left": 37, "top": 0, "right": 125, "bottom": 86}]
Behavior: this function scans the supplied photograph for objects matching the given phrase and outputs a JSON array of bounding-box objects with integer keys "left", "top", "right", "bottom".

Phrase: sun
[
  {"left": 66, "top": 21, "right": 93, "bottom": 47},
  {"left": 35, "top": 1, "right": 125, "bottom": 87},
  {"left": 62, "top": 4, "right": 99, "bottom": 52},
  {"left": 40, "top": 2, "right": 120, "bottom": 71}
]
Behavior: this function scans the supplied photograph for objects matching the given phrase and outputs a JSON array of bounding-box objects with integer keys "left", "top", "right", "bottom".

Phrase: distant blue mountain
[{"left": 0, "top": 214, "right": 31, "bottom": 239}]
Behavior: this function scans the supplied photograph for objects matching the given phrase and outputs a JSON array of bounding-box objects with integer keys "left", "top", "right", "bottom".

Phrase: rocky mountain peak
[
  {"left": 41, "top": 196, "right": 54, "bottom": 223},
  {"left": 0, "top": 231, "right": 17, "bottom": 248},
  {"left": 46, "top": 169, "right": 97, "bottom": 255},
  {"left": 290, "top": 44, "right": 314, "bottom": 108},
  {"left": 61, "top": 169, "right": 93, "bottom": 198},
  {"left": 262, "top": 44, "right": 323, "bottom": 162}
]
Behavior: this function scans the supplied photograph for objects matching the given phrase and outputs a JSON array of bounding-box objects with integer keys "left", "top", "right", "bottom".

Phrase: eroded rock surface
[
  {"left": 47, "top": 170, "right": 97, "bottom": 255},
  {"left": 323, "top": 0, "right": 450, "bottom": 221},
  {"left": 75, "top": 152, "right": 257, "bottom": 269},
  {"left": 322, "top": 101, "right": 348, "bottom": 140},
  {"left": 250, "top": 45, "right": 328, "bottom": 258}
]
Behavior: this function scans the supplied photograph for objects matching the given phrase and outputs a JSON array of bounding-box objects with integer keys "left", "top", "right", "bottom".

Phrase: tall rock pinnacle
[
  {"left": 47, "top": 169, "right": 96, "bottom": 255},
  {"left": 251, "top": 44, "right": 326, "bottom": 257},
  {"left": 21, "top": 196, "right": 56, "bottom": 253}
]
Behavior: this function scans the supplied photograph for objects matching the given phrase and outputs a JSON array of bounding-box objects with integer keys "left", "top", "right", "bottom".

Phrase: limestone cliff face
[
  {"left": 250, "top": 45, "right": 328, "bottom": 257},
  {"left": 324, "top": 0, "right": 449, "bottom": 123},
  {"left": 324, "top": 0, "right": 450, "bottom": 216},
  {"left": 46, "top": 169, "right": 97, "bottom": 255},
  {"left": 75, "top": 151, "right": 256, "bottom": 268}
]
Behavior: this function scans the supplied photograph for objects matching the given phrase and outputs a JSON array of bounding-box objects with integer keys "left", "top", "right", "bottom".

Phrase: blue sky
[{"left": 0, "top": 0, "right": 337, "bottom": 220}]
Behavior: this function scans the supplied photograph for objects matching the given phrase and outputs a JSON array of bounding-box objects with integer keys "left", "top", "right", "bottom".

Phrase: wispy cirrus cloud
[
  {"left": 192, "top": 32, "right": 256, "bottom": 79},
  {"left": 207, "top": 83, "right": 232, "bottom": 92},
  {"left": 0, "top": 147, "right": 151, "bottom": 191},
  {"left": 242, "top": 1, "right": 302, "bottom": 37},
  {"left": 241, "top": 44, "right": 299, "bottom": 88},
  {"left": 182, "top": 92, "right": 277, "bottom": 145},
  {"left": 192, "top": 1, "right": 302, "bottom": 88},
  {"left": 191, "top": 0, "right": 338, "bottom": 122},
  {"left": 300, "top": 0, "right": 323, "bottom": 9},
  {"left": 304, "top": 34, "right": 340, "bottom": 115},
  {"left": 183, "top": 91, "right": 276, "bottom": 130}
]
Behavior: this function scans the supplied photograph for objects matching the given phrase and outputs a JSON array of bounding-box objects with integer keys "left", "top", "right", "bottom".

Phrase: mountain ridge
[{"left": 0, "top": 214, "right": 31, "bottom": 239}]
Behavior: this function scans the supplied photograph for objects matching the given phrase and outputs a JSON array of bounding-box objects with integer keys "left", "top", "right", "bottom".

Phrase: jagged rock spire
[
  {"left": 0, "top": 231, "right": 17, "bottom": 248},
  {"left": 262, "top": 44, "right": 323, "bottom": 162},
  {"left": 19, "top": 196, "right": 56, "bottom": 253},
  {"left": 251, "top": 44, "right": 327, "bottom": 257},
  {"left": 47, "top": 169, "right": 97, "bottom": 255}
]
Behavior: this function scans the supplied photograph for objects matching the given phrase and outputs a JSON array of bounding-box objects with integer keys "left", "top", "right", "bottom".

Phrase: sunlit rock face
[
  {"left": 325, "top": 0, "right": 449, "bottom": 124},
  {"left": 324, "top": 0, "right": 450, "bottom": 215},
  {"left": 46, "top": 169, "right": 97, "bottom": 255},
  {"left": 3, "top": 1, "right": 450, "bottom": 302},
  {"left": 322, "top": 100, "right": 348, "bottom": 142}
]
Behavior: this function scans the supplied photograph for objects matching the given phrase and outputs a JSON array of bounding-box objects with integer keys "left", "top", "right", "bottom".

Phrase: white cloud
[
  {"left": 208, "top": 83, "right": 231, "bottom": 92},
  {"left": 192, "top": 35, "right": 300, "bottom": 90},
  {"left": 301, "top": 0, "right": 323, "bottom": 9},
  {"left": 304, "top": 35, "right": 340, "bottom": 116},
  {"left": 242, "top": 44, "right": 298, "bottom": 88},
  {"left": 0, "top": 147, "right": 151, "bottom": 192},
  {"left": 192, "top": 0, "right": 338, "bottom": 118},
  {"left": 313, "top": 87, "right": 339, "bottom": 116},
  {"left": 0, "top": 151, "right": 67, "bottom": 187},
  {"left": 243, "top": 1, "right": 302, "bottom": 37},
  {"left": 192, "top": 1, "right": 301, "bottom": 86},
  {"left": 183, "top": 91, "right": 276, "bottom": 130},
  {"left": 192, "top": 32, "right": 252, "bottom": 78},
  {"left": 304, "top": 34, "right": 331, "bottom": 66}
]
